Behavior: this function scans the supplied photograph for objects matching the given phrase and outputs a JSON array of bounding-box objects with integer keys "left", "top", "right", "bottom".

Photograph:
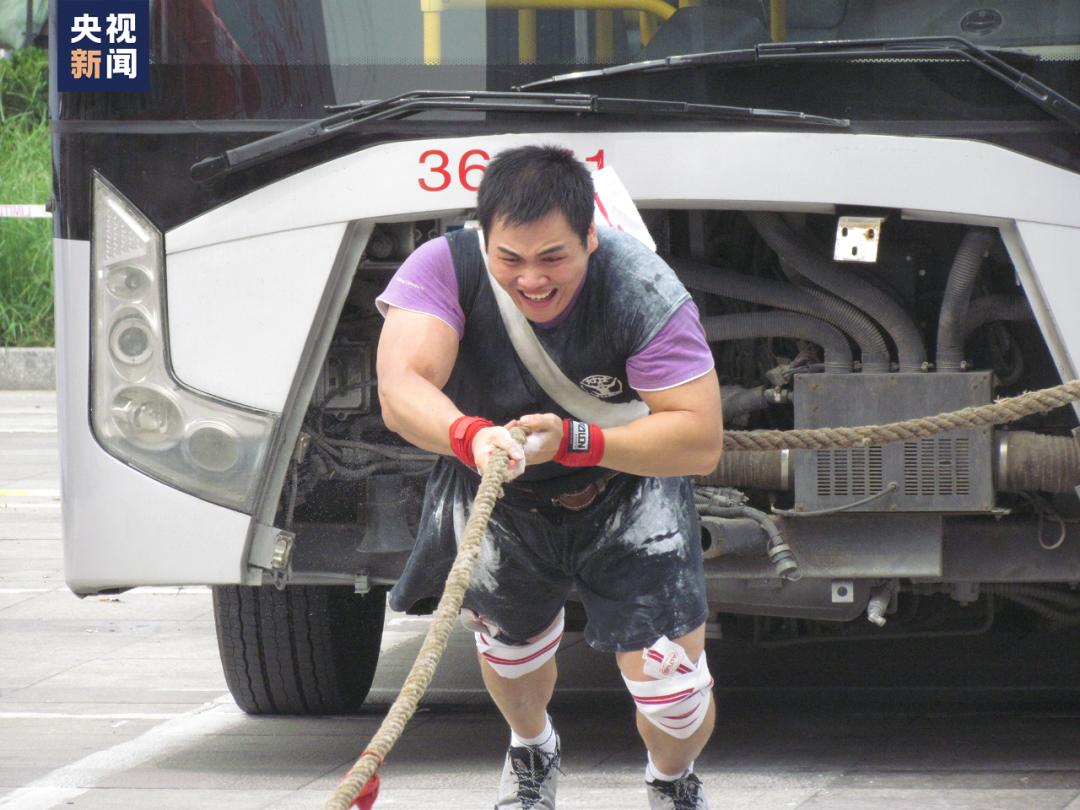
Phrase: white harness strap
[{"left": 476, "top": 228, "right": 649, "bottom": 429}]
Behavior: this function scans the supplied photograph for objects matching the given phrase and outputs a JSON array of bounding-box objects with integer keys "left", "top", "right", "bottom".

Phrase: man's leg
[
  {"left": 480, "top": 653, "right": 557, "bottom": 738},
  {"left": 616, "top": 624, "right": 714, "bottom": 775}
]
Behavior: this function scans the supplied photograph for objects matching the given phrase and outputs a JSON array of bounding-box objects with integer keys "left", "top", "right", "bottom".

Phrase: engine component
[
  {"left": 866, "top": 580, "right": 898, "bottom": 626},
  {"left": 314, "top": 339, "right": 373, "bottom": 414},
  {"left": 960, "top": 294, "right": 1034, "bottom": 347},
  {"left": 702, "top": 312, "right": 852, "bottom": 374},
  {"left": 833, "top": 216, "right": 884, "bottom": 263},
  {"left": 792, "top": 371, "right": 995, "bottom": 512},
  {"left": 748, "top": 212, "right": 927, "bottom": 372},
  {"left": 936, "top": 228, "right": 996, "bottom": 371},
  {"left": 996, "top": 431, "right": 1080, "bottom": 493},
  {"left": 672, "top": 257, "right": 891, "bottom": 373}
]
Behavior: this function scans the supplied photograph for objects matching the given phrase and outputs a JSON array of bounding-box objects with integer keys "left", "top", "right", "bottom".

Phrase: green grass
[{"left": 0, "top": 48, "right": 53, "bottom": 347}]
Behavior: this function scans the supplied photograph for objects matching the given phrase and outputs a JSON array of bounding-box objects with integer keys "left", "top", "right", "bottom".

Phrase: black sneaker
[
  {"left": 647, "top": 771, "right": 709, "bottom": 810},
  {"left": 494, "top": 732, "right": 561, "bottom": 810}
]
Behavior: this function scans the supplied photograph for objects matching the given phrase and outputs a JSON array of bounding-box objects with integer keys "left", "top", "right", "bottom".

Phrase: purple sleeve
[
  {"left": 375, "top": 236, "right": 465, "bottom": 339},
  {"left": 626, "top": 299, "right": 715, "bottom": 391}
]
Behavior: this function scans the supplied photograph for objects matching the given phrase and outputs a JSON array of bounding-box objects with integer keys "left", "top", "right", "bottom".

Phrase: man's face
[{"left": 486, "top": 210, "right": 598, "bottom": 323}]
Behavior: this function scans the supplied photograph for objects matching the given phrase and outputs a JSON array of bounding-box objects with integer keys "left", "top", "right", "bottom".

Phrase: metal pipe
[
  {"left": 421, "top": 0, "right": 675, "bottom": 65},
  {"left": 595, "top": 10, "right": 615, "bottom": 63},
  {"left": 702, "top": 311, "right": 854, "bottom": 374},
  {"left": 518, "top": 10, "right": 538, "bottom": 64},
  {"left": 769, "top": 0, "right": 786, "bottom": 42}
]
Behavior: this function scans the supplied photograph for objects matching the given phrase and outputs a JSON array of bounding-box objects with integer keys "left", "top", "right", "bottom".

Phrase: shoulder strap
[{"left": 475, "top": 229, "right": 648, "bottom": 429}]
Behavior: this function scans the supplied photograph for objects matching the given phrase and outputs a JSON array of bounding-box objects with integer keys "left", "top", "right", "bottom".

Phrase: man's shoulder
[{"left": 593, "top": 227, "right": 688, "bottom": 303}]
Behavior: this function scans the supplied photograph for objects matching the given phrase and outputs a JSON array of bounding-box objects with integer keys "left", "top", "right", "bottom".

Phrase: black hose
[
  {"left": 996, "top": 431, "right": 1080, "bottom": 493},
  {"left": 672, "top": 257, "right": 891, "bottom": 373},
  {"left": 936, "top": 228, "right": 996, "bottom": 371},
  {"left": 748, "top": 212, "right": 927, "bottom": 372},
  {"left": 960, "top": 294, "right": 1034, "bottom": 347},
  {"left": 721, "top": 384, "right": 772, "bottom": 419},
  {"left": 701, "top": 312, "right": 853, "bottom": 374}
]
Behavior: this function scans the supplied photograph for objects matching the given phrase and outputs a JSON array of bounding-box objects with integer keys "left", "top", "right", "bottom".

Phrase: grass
[{"left": 0, "top": 48, "right": 53, "bottom": 347}]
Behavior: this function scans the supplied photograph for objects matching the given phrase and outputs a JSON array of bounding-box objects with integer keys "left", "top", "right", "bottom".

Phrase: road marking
[
  {"left": 0, "top": 503, "right": 61, "bottom": 510},
  {"left": 0, "top": 712, "right": 183, "bottom": 721},
  {"left": 0, "top": 429, "right": 58, "bottom": 435},
  {"left": 0, "top": 696, "right": 238, "bottom": 810},
  {"left": 0, "top": 588, "right": 55, "bottom": 594},
  {"left": 0, "top": 490, "right": 61, "bottom": 498}
]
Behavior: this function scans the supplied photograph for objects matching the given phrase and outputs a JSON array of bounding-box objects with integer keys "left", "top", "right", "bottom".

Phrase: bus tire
[{"left": 212, "top": 584, "right": 385, "bottom": 715}]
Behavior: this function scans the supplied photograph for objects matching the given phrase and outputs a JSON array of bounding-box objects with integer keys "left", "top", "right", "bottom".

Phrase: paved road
[{"left": 3, "top": 391, "right": 1080, "bottom": 809}]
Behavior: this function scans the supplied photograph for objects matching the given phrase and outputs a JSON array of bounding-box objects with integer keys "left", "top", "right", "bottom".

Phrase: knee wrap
[
  {"left": 623, "top": 636, "right": 713, "bottom": 739},
  {"left": 471, "top": 608, "right": 564, "bottom": 679}
]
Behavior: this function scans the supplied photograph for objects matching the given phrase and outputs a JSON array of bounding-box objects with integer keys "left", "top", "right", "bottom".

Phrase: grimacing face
[{"left": 486, "top": 211, "right": 599, "bottom": 323}]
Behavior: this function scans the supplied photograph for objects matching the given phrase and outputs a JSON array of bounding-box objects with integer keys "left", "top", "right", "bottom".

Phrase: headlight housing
[{"left": 90, "top": 175, "right": 277, "bottom": 512}]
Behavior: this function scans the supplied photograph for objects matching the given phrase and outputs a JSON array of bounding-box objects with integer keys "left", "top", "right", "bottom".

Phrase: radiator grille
[
  {"left": 816, "top": 447, "right": 883, "bottom": 497},
  {"left": 902, "top": 438, "right": 971, "bottom": 497}
]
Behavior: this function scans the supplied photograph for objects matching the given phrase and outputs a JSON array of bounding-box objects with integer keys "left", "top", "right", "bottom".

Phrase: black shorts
[{"left": 389, "top": 459, "right": 709, "bottom": 653}]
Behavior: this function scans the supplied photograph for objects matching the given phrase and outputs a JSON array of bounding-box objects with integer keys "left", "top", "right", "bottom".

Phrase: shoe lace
[
  {"left": 652, "top": 773, "right": 703, "bottom": 810},
  {"left": 508, "top": 745, "right": 562, "bottom": 809}
]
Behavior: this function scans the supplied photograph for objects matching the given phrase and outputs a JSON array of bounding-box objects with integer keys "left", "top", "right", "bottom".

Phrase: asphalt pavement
[{"left": 3, "top": 390, "right": 1080, "bottom": 810}]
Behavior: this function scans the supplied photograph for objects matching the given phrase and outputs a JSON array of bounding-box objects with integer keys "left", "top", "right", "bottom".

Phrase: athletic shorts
[{"left": 388, "top": 459, "right": 709, "bottom": 652}]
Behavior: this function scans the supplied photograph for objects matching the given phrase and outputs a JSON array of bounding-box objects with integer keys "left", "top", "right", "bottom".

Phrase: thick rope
[
  {"left": 324, "top": 378, "right": 1080, "bottom": 808},
  {"left": 324, "top": 430, "right": 522, "bottom": 810},
  {"left": 724, "top": 379, "right": 1080, "bottom": 452}
]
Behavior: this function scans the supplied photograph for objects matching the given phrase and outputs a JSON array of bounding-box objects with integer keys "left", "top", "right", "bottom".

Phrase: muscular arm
[
  {"left": 513, "top": 369, "right": 724, "bottom": 477},
  {"left": 376, "top": 307, "right": 463, "bottom": 454},
  {"left": 376, "top": 307, "right": 526, "bottom": 474},
  {"left": 602, "top": 370, "right": 724, "bottom": 476}
]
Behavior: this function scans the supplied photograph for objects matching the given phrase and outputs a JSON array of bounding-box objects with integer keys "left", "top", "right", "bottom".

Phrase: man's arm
[
  {"left": 376, "top": 307, "right": 526, "bottom": 474},
  {"left": 512, "top": 369, "right": 724, "bottom": 477}
]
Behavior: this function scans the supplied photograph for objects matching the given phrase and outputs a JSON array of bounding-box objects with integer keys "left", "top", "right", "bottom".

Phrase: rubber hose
[
  {"left": 996, "top": 431, "right": 1080, "bottom": 493},
  {"left": 936, "top": 228, "right": 996, "bottom": 371},
  {"left": 721, "top": 384, "right": 772, "bottom": 419},
  {"left": 671, "top": 258, "right": 891, "bottom": 373},
  {"left": 701, "top": 312, "right": 853, "bottom": 373},
  {"left": 959, "top": 295, "right": 1034, "bottom": 347},
  {"left": 696, "top": 450, "right": 790, "bottom": 490},
  {"left": 748, "top": 212, "right": 927, "bottom": 372}
]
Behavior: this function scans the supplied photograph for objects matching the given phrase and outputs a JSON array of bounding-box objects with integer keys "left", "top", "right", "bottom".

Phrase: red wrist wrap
[
  {"left": 449, "top": 416, "right": 494, "bottom": 469},
  {"left": 553, "top": 419, "right": 604, "bottom": 467}
]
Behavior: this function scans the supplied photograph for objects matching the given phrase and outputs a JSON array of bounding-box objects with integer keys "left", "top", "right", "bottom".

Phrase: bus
[{"left": 52, "top": 0, "right": 1080, "bottom": 715}]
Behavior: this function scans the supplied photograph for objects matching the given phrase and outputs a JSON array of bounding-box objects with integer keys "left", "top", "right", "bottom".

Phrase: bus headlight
[{"left": 90, "top": 175, "right": 278, "bottom": 513}]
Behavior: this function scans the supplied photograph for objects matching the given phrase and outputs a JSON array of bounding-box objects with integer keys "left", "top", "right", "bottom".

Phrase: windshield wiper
[
  {"left": 190, "top": 90, "right": 847, "bottom": 182},
  {"left": 520, "top": 36, "right": 1080, "bottom": 133}
]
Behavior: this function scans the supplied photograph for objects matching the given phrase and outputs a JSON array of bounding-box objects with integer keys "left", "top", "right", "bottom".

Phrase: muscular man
[{"left": 376, "top": 145, "right": 723, "bottom": 809}]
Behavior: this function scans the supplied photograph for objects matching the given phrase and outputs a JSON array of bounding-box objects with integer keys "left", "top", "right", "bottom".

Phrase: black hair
[{"left": 476, "top": 145, "right": 594, "bottom": 247}]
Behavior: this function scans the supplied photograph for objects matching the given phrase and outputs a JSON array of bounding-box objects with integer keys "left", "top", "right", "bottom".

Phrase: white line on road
[
  {"left": 0, "top": 429, "right": 58, "bottom": 435},
  {"left": 0, "top": 490, "right": 61, "bottom": 498},
  {"left": 0, "top": 712, "right": 184, "bottom": 721},
  {"left": 0, "top": 695, "right": 239, "bottom": 810}
]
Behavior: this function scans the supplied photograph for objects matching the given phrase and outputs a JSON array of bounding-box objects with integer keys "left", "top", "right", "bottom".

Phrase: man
[{"left": 376, "top": 145, "right": 724, "bottom": 810}]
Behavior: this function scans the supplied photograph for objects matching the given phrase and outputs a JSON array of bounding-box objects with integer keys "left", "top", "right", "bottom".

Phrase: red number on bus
[
  {"left": 418, "top": 149, "right": 452, "bottom": 191},
  {"left": 458, "top": 149, "right": 490, "bottom": 191},
  {"left": 584, "top": 149, "right": 605, "bottom": 171}
]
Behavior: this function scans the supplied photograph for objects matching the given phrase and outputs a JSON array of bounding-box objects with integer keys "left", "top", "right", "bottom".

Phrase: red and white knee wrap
[
  {"left": 466, "top": 608, "right": 564, "bottom": 679},
  {"left": 623, "top": 636, "right": 714, "bottom": 739}
]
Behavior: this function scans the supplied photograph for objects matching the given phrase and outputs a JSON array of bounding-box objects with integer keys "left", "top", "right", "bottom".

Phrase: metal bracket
[
  {"left": 831, "top": 580, "right": 855, "bottom": 603},
  {"left": 834, "top": 216, "right": 883, "bottom": 263}
]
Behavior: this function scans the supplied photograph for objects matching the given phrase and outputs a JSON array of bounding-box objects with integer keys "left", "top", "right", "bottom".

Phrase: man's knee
[
  {"left": 462, "top": 608, "right": 564, "bottom": 679},
  {"left": 622, "top": 635, "right": 714, "bottom": 739}
]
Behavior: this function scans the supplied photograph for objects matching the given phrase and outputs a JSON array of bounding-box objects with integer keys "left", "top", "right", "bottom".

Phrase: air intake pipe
[
  {"left": 748, "top": 212, "right": 927, "bottom": 372},
  {"left": 672, "top": 257, "right": 891, "bottom": 373},
  {"left": 936, "top": 228, "right": 997, "bottom": 371},
  {"left": 702, "top": 312, "right": 853, "bottom": 374}
]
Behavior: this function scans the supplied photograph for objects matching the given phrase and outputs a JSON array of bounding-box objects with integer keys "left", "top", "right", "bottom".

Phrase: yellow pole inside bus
[
  {"left": 519, "top": 9, "right": 538, "bottom": 64},
  {"left": 639, "top": 11, "right": 657, "bottom": 45},
  {"left": 423, "top": 8, "right": 442, "bottom": 65},
  {"left": 678, "top": 0, "right": 700, "bottom": 6},
  {"left": 770, "top": 0, "right": 787, "bottom": 42},
  {"left": 595, "top": 10, "right": 614, "bottom": 63}
]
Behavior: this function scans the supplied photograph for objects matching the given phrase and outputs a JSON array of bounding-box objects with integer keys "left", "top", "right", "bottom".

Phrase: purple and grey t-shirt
[{"left": 376, "top": 233, "right": 714, "bottom": 392}]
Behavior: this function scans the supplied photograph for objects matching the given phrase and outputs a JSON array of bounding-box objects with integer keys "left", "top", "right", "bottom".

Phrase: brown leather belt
[{"left": 550, "top": 470, "right": 622, "bottom": 511}]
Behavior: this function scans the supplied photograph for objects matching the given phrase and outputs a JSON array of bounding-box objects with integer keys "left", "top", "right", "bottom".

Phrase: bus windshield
[{"left": 60, "top": 0, "right": 1080, "bottom": 121}]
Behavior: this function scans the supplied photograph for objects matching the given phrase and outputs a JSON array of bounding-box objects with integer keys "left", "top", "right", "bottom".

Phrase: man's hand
[
  {"left": 507, "top": 413, "right": 563, "bottom": 466},
  {"left": 472, "top": 426, "right": 527, "bottom": 480}
]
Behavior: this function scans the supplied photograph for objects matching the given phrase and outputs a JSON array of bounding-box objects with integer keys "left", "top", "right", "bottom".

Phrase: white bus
[{"left": 52, "top": 0, "right": 1080, "bottom": 714}]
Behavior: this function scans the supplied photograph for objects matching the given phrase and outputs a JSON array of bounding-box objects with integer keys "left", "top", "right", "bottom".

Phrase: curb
[{"left": 0, "top": 348, "right": 56, "bottom": 390}]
